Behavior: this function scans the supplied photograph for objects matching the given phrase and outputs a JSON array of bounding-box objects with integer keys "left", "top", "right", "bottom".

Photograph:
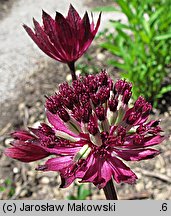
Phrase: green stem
[
  {"left": 67, "top": 61, "right": 77, "bottom": 81},
  {"left": 103, "top": 179, "right": 118, "bottom": 200}
]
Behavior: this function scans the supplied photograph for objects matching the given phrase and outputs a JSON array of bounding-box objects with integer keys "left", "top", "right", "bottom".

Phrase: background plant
[
  {"left": 96, "top": 0, "right": 171, "bottom": 107},
  {"left": 0, "top": 178, "right": 15, "bottom": 198},
  {"left": 67, "top": 183, "right": 91, "bottom": 200}
]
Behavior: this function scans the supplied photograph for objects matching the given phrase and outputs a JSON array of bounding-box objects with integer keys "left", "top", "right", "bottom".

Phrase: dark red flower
[
  {"left": 5, "top": 72, "right": 165, "bottom": 189},
  {"left": 23, "top": 4, "right": 101, "bottom": 64}
]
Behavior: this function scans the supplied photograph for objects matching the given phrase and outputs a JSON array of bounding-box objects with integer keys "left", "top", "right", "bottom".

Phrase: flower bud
[
  {"left": 57, "top": 108, "right": 70, "bottom": 122},
  {"left": 95, "top": 106, "right": 106, "bottom": 121}
]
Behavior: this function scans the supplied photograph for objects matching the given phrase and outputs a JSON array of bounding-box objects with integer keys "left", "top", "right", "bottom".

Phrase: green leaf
[
  {"left": 157, "top": 85, "right": 171, "bottom": 99},
  {"left": 5, "top": 179, "right": 12, "bottom": 186},
  {"left": 116, "top": 28, "right": 131, "bottom": 41},
  {"left": 8, "top": 187, "right": 15, "bottom": 198},
  {"left": 93, "top": 6, "right": 118, "bottom": 12},
  {"left": 67, "top": 195, "right": 77, "bottom": 200},
  {"left": 139, "top": 31, "right": 150, "bottom": 43},
  {"left": 100, "top": 42, "right": 122, "bottom": 56},
  {"left": 154, "top": 33, "right": 171, "bottom": 41},
  {"left": 108, "top": 59, "right": 128, "bottom": 71},
  {"left": 78, "top": 185, "right": 91, "bottom": 200},
  {"left": 117, "top": 0, "right": 133, "bottom": 20},
  {"left": 142, "top": 19, "right": 151, "bottom": 37},
  {"left": 0, "top": 186, "right": 5, "bottom": 192},
  {"left": 110, "top": 20, "right": 131, "bottom": 30},
  {"left": 149, "top": 7, "right": 163, "bottom": 25}
]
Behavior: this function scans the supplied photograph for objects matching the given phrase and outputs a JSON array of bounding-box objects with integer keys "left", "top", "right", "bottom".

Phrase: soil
[{"left": 0, "top": 0, "right": 171, "bottom": 200}]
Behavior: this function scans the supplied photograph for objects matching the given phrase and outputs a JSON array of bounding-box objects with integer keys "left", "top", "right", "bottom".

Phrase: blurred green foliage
[
  {"left": 67, "top": 184, "right": 91, "bottom": 200},
  {"left": 96, "top": 0, "right": 171, "bottom": 107},
  {"left": 0, "top": 178, "right": 15, "bottom": 198}
]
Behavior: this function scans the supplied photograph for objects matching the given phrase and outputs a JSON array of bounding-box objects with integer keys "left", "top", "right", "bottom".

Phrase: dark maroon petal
[
  {"left": 96, "top": 160, "right": 113, "bottom": 189},
  {"left": 33, "top": 18, "right": 64, "bottom": 59},
  {"left": 92, "top": 12, "right": 101, "bottom": 36},
  {"left": 23, "top": 24, "right": 51, "bottom": 56},
  {"left": 60, "top": 161, "right": 86, "bottom": 188},
  {"left": 60, "top": 175, "right": 76, "bottom": 188},
  {"left": 66, "top": 5, "right": 81, "bottom": 58},
  {"left": 42, "top": 10, "right": 67, "bottom": 61},
  {"left": 66, "top": 4, "right": 81, "bottom": 29},
  {"left": 23, "top": 23, "right": 63, "bottom": 62},
  {"left": 81, "top": 154, "right": 98, "bottom": 182},
  {"left": 55, "top": 11, "right": 76, "bottom": 60},
  {"left": 24, "top": 6, "right": 100, "bottom": 64},
  {"left": 108, "top": 156, "right": 137, "bottom": 184},
  {"left": 60, "top": 164, "right": 87, "bottom": 188},
  {"left": 123, "top": 89, "right": 132, "bottom": 104},
  {"left": 4, "top": 142, "right": 49, "bottom": 162},
  {"left": 93, "top": 158, "right": 112, "bottom": 189},
  {"left": 114, "top": 148, "right": 160, "bottom": 161},
  {"left": 57, "top": 107, "right": 70, "bottom": 122},
  {"left": 78, "top": 12, "right": 91, "bottom": 51},
  {"left": 11, "top": 130, "right": 35, "bottom": 141},
  {"left": 108, "top": 98, "right": 118, "bottom": 111},
  {"left": 146, "top": 120, "right": 160, "bottom": 127},
  {"left": 80, "top": 154, "right": 112, "bottom": 189}
]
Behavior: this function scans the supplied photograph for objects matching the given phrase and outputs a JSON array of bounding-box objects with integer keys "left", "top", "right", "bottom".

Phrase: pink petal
[
  {"left": 45, "top": 156, "right": 73, "bottom": 171},
  {"left": 60, "top": 162, "right": 86, "bottom": 188},
  {"left": 81, "top": 154, "right": 98, "bottom": 182},
  {"left": 4, "top": 141, "right": 49, "bottom": 162},
  {"left": 80, "top": 154, "right": 112, "bottom": 189},
  {"left": 146, "top": 120, "right": 160, "bottom": 127},
  {"left": 108, "top": 156, "right": 137, "bottom": 184},
  {"left": 46, "top": 111, "right": 79, "bottom": 138},
  {"left": 114, "top": 148, "right": 160, "bottom": 161},
  {"left": 98, "top": 160, "right": 113, "bottom": 188},
  {"left": 93, "top": 159, "right": 112, "bottom": 189},
  {"left": 45, "top": 146, "right": 82, "bottom": 155},
  {"left": 143, "top": 135, "right": 165, "bottom": 147},
  {"left": 60, "top": 175, "right": 76, "bottom": 188},
  {"left": 123, "top": 135, "right": 165, "bottom": 149}
]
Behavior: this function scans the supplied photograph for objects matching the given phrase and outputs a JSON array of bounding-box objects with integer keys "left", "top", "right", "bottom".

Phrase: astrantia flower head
[
  {"left": 23, "top": 4, "right": 101, "bottom": 64},
  {"left": 5, "top": 71, "right": 165, "bottom": 189}
]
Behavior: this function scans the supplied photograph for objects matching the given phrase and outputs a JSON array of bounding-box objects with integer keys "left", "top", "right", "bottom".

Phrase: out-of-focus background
[{"left": 0, "top": 0, "right": 171, "bottom": 200}]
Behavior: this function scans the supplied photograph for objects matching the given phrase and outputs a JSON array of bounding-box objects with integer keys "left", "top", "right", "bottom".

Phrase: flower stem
[
  {"left": 103, "top": 179, "right": 118, "bottom": 200},
  {"left": 68, "top": 62, "right": 77, "bottom": 81}
]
